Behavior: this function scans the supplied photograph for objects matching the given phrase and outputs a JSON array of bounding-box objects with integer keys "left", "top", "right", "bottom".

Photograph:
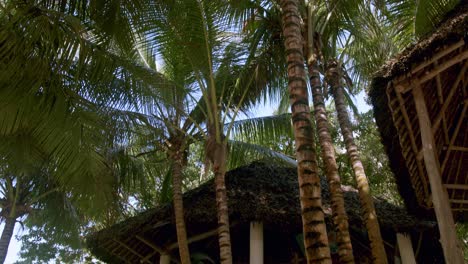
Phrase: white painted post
[
  {"left": 250, "top": 221, "right": 264, "bottom": 264},
  {"left": 396, "top": 233, "right": 416, "bottom": 264},
  {"left": 159, "top": 253, "right": 170, "bottom": 264}
]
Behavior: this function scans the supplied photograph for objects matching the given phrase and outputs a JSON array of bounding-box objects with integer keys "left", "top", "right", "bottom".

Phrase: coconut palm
[
  {"left": 321, "top": 1, "right": 463, "bottom": 261},
  {"left": 278, "top": 0, "right": 332, "bottom": 262},
  {"left": 228, "top": 0, "right": 357, "bottom": 261},
  {"left": 303, "top": 2, "right": 360, "bottom": 262},
  {"left": 0, "top": 165, "right": 65, "bottom": 263},
  {"left": 0, "top": 2, "right": 171, "bottom": 262},
  {"left": 126, "top": 56, "right": 207, "bottom": 264},
  {"left": 140, "top": 2, "right": 292, "bottom": 261},
  {"left": 330, "top": 74, "right": 388, "bottom": 264},
  {"left": 2, "top": 1, "right": 288, "bottom": 262},
  {"left": 0, "top": 0, "right": 163, "bottom": 188},
  {"left": 306, "top": 1, "right": 389, "bottom": 261}
]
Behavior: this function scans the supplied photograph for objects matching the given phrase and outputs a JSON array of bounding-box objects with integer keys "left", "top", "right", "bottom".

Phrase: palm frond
[
  {"left": 228, "top": 140, "right": 296, "bottom": 169},
  {"left": 228, "top": 113, "right": 293, "bottom": 145}
]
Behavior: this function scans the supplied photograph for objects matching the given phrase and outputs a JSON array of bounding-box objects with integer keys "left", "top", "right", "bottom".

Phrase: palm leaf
[{"left": 228, "top": 140, "right": 296, "bottom": 169}]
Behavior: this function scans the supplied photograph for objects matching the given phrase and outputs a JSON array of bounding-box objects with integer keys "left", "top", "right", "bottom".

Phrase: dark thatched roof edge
[
  {"left": 369, "top": 2, "right": 468, "bottom": 216},
  {"left": 86, "top": 162, "right": 436, "bottom": 263},
  {"left": 373, "top": 2, "right": 468, "bottom": 80}
]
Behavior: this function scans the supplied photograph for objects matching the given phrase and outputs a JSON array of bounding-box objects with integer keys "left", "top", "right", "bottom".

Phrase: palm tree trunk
[
  {"left": 329, "top": 65, "right": 387, "bottom": 263},
  {"left": 0, "top": 217, "right": 16, "bottom": 264},
  {"left": 171, "top": 147, "right": 191, "bottom": 264},
  {"left": 279, "top": 0, "right": 331, "bottom": 263},
  {"left": 207, "top": 125, "right": 232, "bottom": 264},
  {"left": 308, "top": 58, "right": 355, "bottom": 263}
]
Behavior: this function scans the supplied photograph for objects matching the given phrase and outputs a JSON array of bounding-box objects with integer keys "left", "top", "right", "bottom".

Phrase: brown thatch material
[
  {"left": 369, "top": 2, "right": 468, "bottom": 217},
  {"left": 87, "top": 162, "right": 436, "bottom": 263}
]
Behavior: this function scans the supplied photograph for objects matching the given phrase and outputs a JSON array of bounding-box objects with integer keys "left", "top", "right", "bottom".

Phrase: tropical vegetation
[{"left": 0, "top": 0, "right": 464, "bottom": 263}]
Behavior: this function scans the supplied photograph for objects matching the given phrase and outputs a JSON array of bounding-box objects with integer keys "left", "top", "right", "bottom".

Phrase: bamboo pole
[
  {"left": 441, "top": 104, "right": 467, "bottom": 173},
  {"left": 432, "top": 60, "right": 468, "bottom": 132},
  {"left": 396, "top": 51, "right": 468, "bottom": 94},
  {"left": 411, "top": 40, "right": 465, "bottom": 74},
  {"left": 412, "top": 83, "right": 464, "bottom": 264},
  {"left": 393, "top": 84, "right": 429, "bottom": 197},
  {"left": 160, "top": 254, "right": 171, "bottom": 264}
]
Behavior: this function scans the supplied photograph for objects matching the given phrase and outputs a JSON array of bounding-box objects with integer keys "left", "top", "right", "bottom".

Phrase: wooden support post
[
  {"left": 160, "top": 254, "right": 170, "bottom": 264},
  {"left": 413, "top": 84, "right": 464, "bottom": 264},
  {"left": 249, "top": 221, "right": 264, "bottom": 264},
  {"left": 396, "top": 233, "right": 416, "bottom": 264}
]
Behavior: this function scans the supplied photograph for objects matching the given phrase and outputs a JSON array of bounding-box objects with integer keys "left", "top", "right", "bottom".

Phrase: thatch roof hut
[
  {"left": 87, "top": 162, "right": 439, "bottom": 263},
  {"left": 369, "top": 3, "right": 467, "bottom": 263}
]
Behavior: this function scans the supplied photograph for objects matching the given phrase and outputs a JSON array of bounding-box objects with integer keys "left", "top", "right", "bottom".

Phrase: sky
[
  {"left": 3, "top": 223, "right": 21, "bottom": 264},
  {"left": 3, "top": 90, "right": 372, "bottom": 263}
]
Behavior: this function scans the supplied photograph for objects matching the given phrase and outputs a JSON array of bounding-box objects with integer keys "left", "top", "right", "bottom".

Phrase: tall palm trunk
[
  {"left": 307, "top": 55, "right": 354, "bottom": 262},
  {"left": 279, "top": 0, "right": 331, "bottom": 263},
  {"left": 328, "top": 62, "right": 388, "bottom": 264},
  {"left": 0, "top": 217, "right": 16, "bottom": 264},
  {"left": 206, "top": 124, "right": 232, "bottom": 264},
  {"left": 171, "top": 141, "right": 191, "bottom": 264}
]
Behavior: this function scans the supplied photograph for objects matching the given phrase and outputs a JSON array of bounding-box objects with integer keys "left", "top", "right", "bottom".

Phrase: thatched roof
[
  {"left": 369, "top": 2, "right": 468, "bottom": 217},
  {"left": 87, "top": 162, "right": 435, "bottom": 263}
]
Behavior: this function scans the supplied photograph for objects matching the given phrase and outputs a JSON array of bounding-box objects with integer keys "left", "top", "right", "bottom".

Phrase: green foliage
[
  {"left": 191, "top": 252, "right": 216, "bottom": 264},
  {"left": 384, "top": 0, "right": 460, "bottom": 42},
  {"left": 327, "top": 106, "right": 401, "bottom": 204},
  {"left": 0, "top": 0, "right": 457, "bottom": 262},
  {"left": 456, "top": 223, "right": 468, "bottom": 261}
]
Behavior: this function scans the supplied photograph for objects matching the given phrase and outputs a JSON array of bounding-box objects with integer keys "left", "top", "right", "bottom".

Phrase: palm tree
[
  {"left": 144, "top": 2, "right": 287, "bottom": 261},
  {"left": 0, "top": 2, "right": 172, "bottom": 262},
  {"left": 329, "top": 66, "right": 388, "bottom": 263},
  {"left": 279, "top": 0, "right": 332, "bottom": 262},
  {"left": 128, "top": 57, "right": 208, "bottom": 264},
  {"left": 145, "top": 2, "right": 237, "bottom": 260},
  {"left": 298, "top": 1, "right": 392, "bottom": 261},
  {"left": 0, "top": 165, "right": 80, "bottom": 263},
  {"left": 305, "top": 6, "right": 354, "bottom": 262}
]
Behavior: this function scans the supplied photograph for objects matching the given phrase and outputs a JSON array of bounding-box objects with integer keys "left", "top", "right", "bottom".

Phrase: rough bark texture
[
  {"left": 308, "top": 59, "right": 355, "bottom": 263},
  {"left": 171, "top": 143, "right": 191, "bottom": 264},
  {"left": 0, "top": 217, "right": 15, "bottom": 264},
  {"left": 329, "top": 64, "right": 387, "bottom": 264},
  {"left": 206, "top": 125, "right": 232, "bottom": 264},
  {"left": 280, "top": 0, "right": 331, "bottom": 263}
]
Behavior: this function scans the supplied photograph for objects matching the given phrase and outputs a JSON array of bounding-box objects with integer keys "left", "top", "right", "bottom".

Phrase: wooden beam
[
  {"left": 419, "top": 51, "right": 468, "bottom": 84},
  {"left": 166, "top": 221, "right": 240, "bottom": 251},
  {"left": 444, "top": 184, "right": 468, "bottom": 190},
  {"left": 448, "top": 146, "right": 468, "bottom": 152},
  {"left": 441, "top": 103, "right": 467, "bottom": 173},
  {"left": 159, "top": 254, "right": 171, "bottom": 264},
  {"left": 411, "top": 40, "right": 466, "bottom": 74},
  {"left": 432, "top": 60, "right": 468, "bottom": 132},
  {"left": 140, "top": 251, "right": 157, "bottom": 263},
  {"left": 135, "top": 235, "right": 167, "bottom": 254},
  {"left": 450, "top": 199, "right": 468, "bottom": 205},
  {"left": 396, "top": 233, "right": 416, "bottom": 264},
  {"left": 435, "top": 61, "right": 444, "bottom": 104},
  {"left": 113, "top": 239, "right": 151, "bottom": 264},
  {"left": 167, "top": 228, "right": 219, "bottom": 250},
  {"left": 413, "top": 84, "right": 464, "bottom": 264},
  {"left": 394, "top": 84, "right": 429, "bottom": 196},
  {"left": 135, "top": 236, "right": 180, "bottom": 264},
  {"left": 397, "top": 52, "right": 468, "bottom": 94}
]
